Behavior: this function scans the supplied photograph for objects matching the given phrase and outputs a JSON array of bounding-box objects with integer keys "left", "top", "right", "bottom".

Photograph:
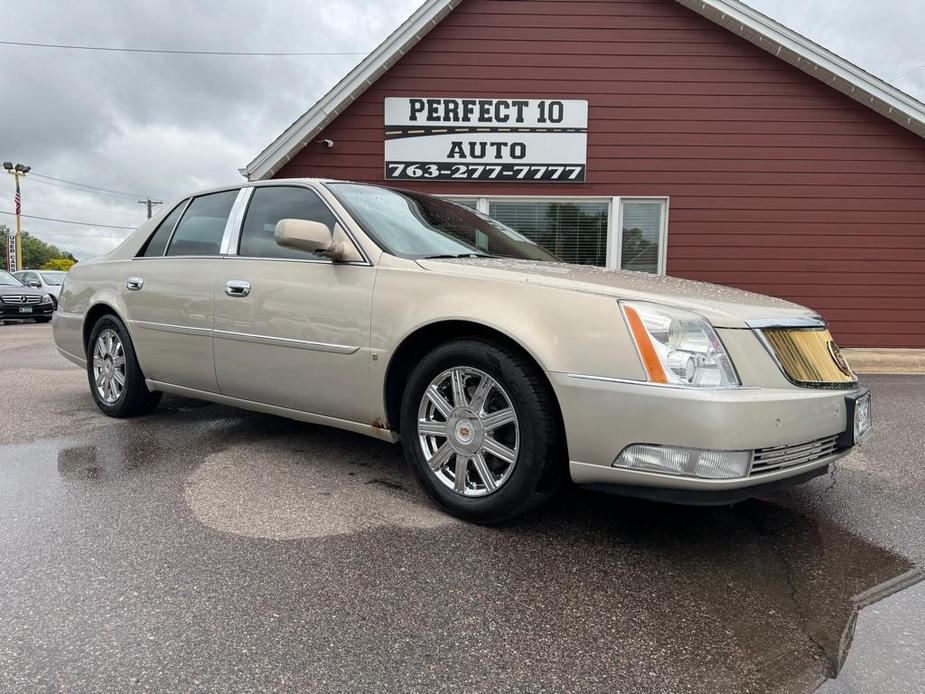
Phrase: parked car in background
[
  {"left": 0, "top": 270, "right": 54, "bottom": 323},
  {"left": 52, "top": 180, "right": 871, "bottom": 523},
  {"left": 13, "top": 270, "right": 67, "bottom": 308}
]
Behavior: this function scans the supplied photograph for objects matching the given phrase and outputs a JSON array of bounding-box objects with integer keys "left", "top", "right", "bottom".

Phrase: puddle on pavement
[
  {"left": 183, "top": 440, "right": 454, "bottom": 539},
  {"left": 816, "top": 573, "right": 925, "bottom": 693},
  {"left": 0, "top": 395, "right": 922, "bottom": 692}
]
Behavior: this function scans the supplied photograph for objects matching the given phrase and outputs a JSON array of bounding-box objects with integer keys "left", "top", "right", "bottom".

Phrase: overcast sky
[{"left": 1, "top": 0, "right": 923, "bottom": 259}]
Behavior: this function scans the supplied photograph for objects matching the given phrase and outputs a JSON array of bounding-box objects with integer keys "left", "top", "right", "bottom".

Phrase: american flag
[{"left": 14, "top": 178, "right": 21, "bottom": 216}]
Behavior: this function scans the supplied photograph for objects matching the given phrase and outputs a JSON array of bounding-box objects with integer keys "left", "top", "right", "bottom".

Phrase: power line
[
  {"left": 25, "top": 198, "right": 143, "bottom": 218},
  {"left": 0, "top": 209, "right": 135, "bottom": 229},
  {"left": 0, "top": 39, "right": 369, "bottom": 57},
  {"left": 893, "top": 62, "right": 925, "bottom": 82},
  {"left": 28, "top": 172, "right": 148, "bottom": 199},
  {"left": 27, "top": 176, "right": 147, "bottom": 202}
]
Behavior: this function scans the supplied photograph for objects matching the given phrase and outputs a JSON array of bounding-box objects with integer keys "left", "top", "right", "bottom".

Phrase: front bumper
[
  {"left": 548, "top": 371, "right": 862, "bottom": 500},
  {"left": 0, "top": 304, "right": 54, "bottom": 319}
]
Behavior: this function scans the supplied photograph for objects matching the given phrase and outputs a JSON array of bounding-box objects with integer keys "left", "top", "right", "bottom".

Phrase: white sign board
[
  {"left": 6, "top": 235, "right": 16, "bottom": 273},
  {"left": 384, "top": 97, "right": 588, "bottom": 183}
]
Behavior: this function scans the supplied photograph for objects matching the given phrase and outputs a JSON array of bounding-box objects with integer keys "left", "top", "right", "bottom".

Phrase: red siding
[{"left": 276, "top": 0, "right": 925, "bottom": 348}]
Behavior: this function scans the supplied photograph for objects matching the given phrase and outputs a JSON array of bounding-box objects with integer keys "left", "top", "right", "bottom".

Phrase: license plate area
[
  {"left": 18, "top": 306, "right": 32, "bottom": 314},
  {"left": 838, "top": 389, "right": 872, "bottom": 448}
]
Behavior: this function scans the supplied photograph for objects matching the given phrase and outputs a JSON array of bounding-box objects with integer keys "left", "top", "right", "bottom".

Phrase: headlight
[
  {"left": 621, "top": 301, "right": 739, "bottom": 388},
  {"left": 40, "top": 294, "right": 52, "bottom": 304}
]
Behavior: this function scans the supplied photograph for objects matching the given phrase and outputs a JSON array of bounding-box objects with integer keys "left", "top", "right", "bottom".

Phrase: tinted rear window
[
  {"left": 140, "top": 201, "right": 187, "bottom": 257},
  {"left": 166, "top": 190, "right": 238, "bottom": 257}
]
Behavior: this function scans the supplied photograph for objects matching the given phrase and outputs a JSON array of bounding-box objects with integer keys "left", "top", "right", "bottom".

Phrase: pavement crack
[
  {"left": 816, "top": 460, "right": 839, "bottom": 502},
  {"left": 776, "top": 546, "right": 838, "bottom": 680},
  {"left": 745, "top": 510, "right": 840, "bottom": 682}
]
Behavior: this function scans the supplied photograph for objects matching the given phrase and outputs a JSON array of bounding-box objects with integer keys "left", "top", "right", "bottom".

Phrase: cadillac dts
[{"left": 53, "top": 180, "right": 871, "bottom": 522}]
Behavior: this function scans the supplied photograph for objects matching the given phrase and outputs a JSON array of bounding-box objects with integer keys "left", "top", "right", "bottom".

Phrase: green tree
[
  {"left": 41, "top": 258, "right": 77, "bottom": 271},
  {"left": 0, "top": 225, "right": 76, "bottom": 270}
]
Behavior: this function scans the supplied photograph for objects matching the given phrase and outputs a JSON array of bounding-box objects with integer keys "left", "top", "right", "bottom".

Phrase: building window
[
  {"left": 618, "top": 199, "right": 668, "bottom": 274},
  {"left": 443, "top": 196, "right": 668, "bottom": 274},
  {"left": 488, "top": 201, "right": 609, "bottom": 266}
]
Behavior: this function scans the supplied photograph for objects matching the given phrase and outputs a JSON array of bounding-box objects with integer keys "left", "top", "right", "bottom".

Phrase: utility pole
[
  {"left": 138, "top": 198, "right": 163, "bottom": 219},
  {"left": 3, "top": 162, "right": 30, "bottom": 272}
]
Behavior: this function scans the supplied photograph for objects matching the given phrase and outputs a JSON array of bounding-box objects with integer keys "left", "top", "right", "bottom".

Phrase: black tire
[
  {"left": 400, "top": 339, "right": 565, "bottom": 524},
  {"left": 34, "top": 317, "right": 52, "bottom": 323},
  {"left": 86, "top": 314, "right": 161, "bottom": 418}
]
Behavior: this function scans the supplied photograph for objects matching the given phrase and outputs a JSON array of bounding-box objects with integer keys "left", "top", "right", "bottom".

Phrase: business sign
[
  {"left": 6, "top": 234, "right": 16, "bottom": 273},
  {"left": 384, "top": 97, "right": 588, "bottom": 183}
]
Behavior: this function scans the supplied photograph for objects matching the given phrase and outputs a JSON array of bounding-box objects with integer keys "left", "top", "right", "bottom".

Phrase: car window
[
  {"left": 327, "top": 183, "right": 558, "bottom": 262},
  {"left": 0, "top": 271, "right": 23, "bottom": 286},
  {"left": 39, "top": 271, "right": 65, "bottom": 285},
  {"left": 239, "top": 186, "right": 337, "bottom": 260},
  {"left": 166, "top": 190, "right": 238, "bottom": 257},
  {"left": 24, "top": 272, "right": 39, "bottom": 284},
  {"left": 139, "top": 200, "right": 188, "bottom": 257}
]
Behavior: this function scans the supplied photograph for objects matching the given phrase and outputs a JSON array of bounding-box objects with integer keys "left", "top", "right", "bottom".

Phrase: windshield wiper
[{"left": 421, "top": 253, "right": 497, "bottom": 260}]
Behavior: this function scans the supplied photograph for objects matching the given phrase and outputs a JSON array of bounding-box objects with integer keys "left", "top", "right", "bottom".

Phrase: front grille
[
  {"left": 1, "top": 295, "right": 41, "bottom": 305},
  {"left": 750, "top": 435, "right": 840, "bottom": 476},
  {"left": 760, "top": 328, "right": 857, "bottom": 387}
]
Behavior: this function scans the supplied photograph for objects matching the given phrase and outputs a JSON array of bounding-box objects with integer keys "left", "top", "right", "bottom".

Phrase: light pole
[{"left": 3, "top": 162, "right": 30, "bottom": 272}]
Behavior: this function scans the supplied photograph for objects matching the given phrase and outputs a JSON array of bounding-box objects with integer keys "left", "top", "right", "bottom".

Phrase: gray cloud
[
  {"left": 1, "top": 0, "right": 921, "bottom": 259},
  {"left": 1, "top": 0, "right": 419, "bottom": 257}
]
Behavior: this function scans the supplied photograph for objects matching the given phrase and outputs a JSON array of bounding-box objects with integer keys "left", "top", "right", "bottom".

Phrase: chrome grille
[
  {"left": 750, "top": 435, "right": 840, "bottom": 476},
  {"left": 759, "top": 328, "right": 856, "bottom": 387},
  {"left": 1, "top": 295, "right": 41, "bottom": 305}
]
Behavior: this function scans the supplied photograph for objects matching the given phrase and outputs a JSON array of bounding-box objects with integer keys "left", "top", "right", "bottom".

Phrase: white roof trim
[
  {"left": 244, "top": 0, "right": 925, "bottom": 180},
  {"left": 678, "top": 0, "right": 925, "bottom": 139}
]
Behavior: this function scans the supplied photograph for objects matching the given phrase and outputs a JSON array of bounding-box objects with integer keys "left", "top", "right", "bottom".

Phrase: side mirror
[
  {"left": 275, "top": 218, "right": 347, "bottom": 260},
  {"left": 28, "top": 281, "right": 41, "bottom": 288}
]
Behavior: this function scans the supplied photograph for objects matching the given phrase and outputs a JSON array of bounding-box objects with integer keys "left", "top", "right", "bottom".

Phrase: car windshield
[
  {"left": 39, "top": 271, "right": 66, "bottom": 285},
  {"left": 0, "top": 271, "right": 23, "bottom": 286},
  {"left": 326, "top": 183, "right": 558, "bottom": 262}
]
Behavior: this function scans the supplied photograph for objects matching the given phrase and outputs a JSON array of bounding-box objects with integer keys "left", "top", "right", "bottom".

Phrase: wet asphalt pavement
[{"left": 1, "top": 322, "right": 923, "bottom": 693}]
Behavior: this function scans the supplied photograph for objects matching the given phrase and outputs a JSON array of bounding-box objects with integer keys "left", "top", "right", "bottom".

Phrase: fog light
[{"left": 613, "top": 444, "right": 751, "bottom": 479}]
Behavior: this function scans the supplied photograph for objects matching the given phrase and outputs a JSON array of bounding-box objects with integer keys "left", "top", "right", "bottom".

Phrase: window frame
[
  {"left": 136, "top": 197, "right": 192, "bottom": 259},
  {"left": 163, "top": 189, "right": 242, "bottom": 259},
  {"left": 233, "top": 185, "right": 342, "bottom": 263},
  {"left": 441, "top": 195, "right": 669, "bottom": 275}
]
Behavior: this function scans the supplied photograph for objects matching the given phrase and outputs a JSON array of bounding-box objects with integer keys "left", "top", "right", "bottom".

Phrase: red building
[{"left": 243, "top": 0, "right": 925, "bottom": 348}]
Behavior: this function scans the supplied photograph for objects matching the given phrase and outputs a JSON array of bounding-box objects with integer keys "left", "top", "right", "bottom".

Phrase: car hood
[
  {"left": 415, "top": 258, "right": 818, "bottom": 328},
  {"left": 0, "top": 285, "right": 45, "bottom": 297}
]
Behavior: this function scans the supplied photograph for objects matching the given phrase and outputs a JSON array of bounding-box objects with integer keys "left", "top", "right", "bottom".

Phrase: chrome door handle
[
  {"left": 126, "top": 277, "right": 144, "bottom": 291},
  {"left": 224, "top": 280, "right": 251, "bottom": 297}
]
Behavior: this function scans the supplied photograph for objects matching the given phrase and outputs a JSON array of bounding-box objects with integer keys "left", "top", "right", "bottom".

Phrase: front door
[
  {"left": 212, "top": 185, "right": 375, "bottom": 422},
  {"left": 121, "top": 190, "right": 240, "bottom": 392}
]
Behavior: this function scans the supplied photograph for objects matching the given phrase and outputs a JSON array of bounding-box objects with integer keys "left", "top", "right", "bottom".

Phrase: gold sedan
[{"left": 53, "top": 180, "right": 871, "bottom": 522}]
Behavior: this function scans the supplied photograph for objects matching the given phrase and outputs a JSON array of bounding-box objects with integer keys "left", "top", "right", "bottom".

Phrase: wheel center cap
[
  {"left": 455, "top": 420, "right": 474, "bottom": 443},
  {"left": 446, "top": 409, "right": 484, "bottom": 454}
]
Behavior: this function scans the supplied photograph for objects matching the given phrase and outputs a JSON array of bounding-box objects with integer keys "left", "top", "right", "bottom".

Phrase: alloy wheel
[
  {"left": 92, "top": 328, "right": 126, "bottom": 404},
  {"left": 417, "top": 366, "right": 520, "bottom": 497}
]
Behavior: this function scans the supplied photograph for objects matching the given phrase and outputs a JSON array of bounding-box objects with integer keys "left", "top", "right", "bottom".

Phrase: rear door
[
  {"left": 122, "top": 189, "right": 242, "bottom": 392},
  {"left": 212, "top": 184, "right": 375, "bottom": 422}
]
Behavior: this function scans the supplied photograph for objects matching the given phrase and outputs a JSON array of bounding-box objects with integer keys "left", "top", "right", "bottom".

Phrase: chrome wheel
[
  {"left": 92, "top": 329, "right": 126, "bottom": 404},
  {"left": 417, "top": 367, "right": 520, "bottom": 497}
]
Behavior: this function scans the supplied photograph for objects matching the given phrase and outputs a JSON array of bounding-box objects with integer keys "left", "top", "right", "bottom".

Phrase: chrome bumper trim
[{"left": 570, "top": 448, "right": 848, "bottom": 491}]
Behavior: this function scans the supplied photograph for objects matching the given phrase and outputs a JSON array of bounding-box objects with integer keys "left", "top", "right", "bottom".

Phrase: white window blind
[
  {"left": 621, "top": 201, "right": 664, "bottom": 274},
  {"left": 487, "top": 201, "right": 608, "bottom": 266}
]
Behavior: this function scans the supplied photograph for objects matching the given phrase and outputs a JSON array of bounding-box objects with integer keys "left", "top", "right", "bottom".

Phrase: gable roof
[{"left": 241, "top": 0, "right": 925, "bottom": 181}]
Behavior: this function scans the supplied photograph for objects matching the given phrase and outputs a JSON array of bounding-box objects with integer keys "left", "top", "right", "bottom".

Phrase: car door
[
  {"left": 121, "top": 189, "right": 242, "bottom": 392},
  {"left": 212, "top": 184, "right": 375, "bottom": 423}
]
